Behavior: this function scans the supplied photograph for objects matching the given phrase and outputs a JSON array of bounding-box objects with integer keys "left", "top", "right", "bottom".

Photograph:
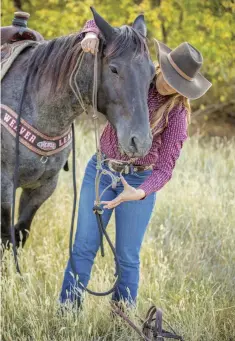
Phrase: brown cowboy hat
[{"left": 154, "top": 39, "right": 212, "bottom": 100}]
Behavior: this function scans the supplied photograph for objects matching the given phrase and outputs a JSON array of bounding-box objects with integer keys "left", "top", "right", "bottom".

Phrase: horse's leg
[
  {"left": 1, "top": 172, "right": 13, "bottom": 250},
  {"left": 15, "top": 176, "right": 59, "bottom": 247}
]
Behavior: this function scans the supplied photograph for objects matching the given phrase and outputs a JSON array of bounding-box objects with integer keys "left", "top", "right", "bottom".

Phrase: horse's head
[{"left": 91, "top": 8, "right": 155, "bottom": 158}]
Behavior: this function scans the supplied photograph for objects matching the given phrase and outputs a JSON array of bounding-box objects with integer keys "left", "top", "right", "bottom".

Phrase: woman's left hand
[{"left": 101, "top": 176, "right": 146, "bottom": 209}]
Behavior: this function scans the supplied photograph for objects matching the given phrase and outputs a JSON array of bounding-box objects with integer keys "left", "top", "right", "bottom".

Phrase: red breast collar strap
[{"left": 1, "top": 104, "right": 72, "bottom": 156}]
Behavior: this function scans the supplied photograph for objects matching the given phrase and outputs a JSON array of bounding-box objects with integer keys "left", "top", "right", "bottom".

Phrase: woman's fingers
[
  {"left": 105, "top": 201, "right": 121, "bottom": 209},
  {"left": 103, "top": 198, "right": 122, "bottom": 207},
  {"left": 101, "top": 196, "right": 123, "bottom": 209},
  {"left": 101, "top": 194, "right": 123, "bottom": 205},
  {"left": 84, "top": 41, "right": 91, "bottom": 52},
  {"left": 104, "top": 200, "right": 122, "bottom": 209},
  {"left": 81, "top": 41, "right": 89, "bottom": 52},
  {"left": 81, "top": 37, "right": 99, "bottom": 54},
  {"left": 90, "top": 39, "right": 99, "bottom": 53},
  {"left": 100, "top": 177, "right": 134, "bottom": 209}
]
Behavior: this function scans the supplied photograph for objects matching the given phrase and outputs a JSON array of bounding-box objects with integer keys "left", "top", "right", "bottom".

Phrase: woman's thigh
[{"left": 114, "top": 172, "right": 156, "bottom": 262}]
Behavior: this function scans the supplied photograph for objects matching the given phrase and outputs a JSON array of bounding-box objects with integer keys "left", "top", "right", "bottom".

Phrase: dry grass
[{"left": 1, "top": 127, "right": 235, "bottom": 341}]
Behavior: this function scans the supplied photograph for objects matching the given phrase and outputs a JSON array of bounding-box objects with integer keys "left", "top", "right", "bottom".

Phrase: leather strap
[
  {"left": 143, "top": 306, "right": 157, "bottom": 339},
  {"left": 111, "top": 303, "right": 184, "bottom": 341},
  {"left": 110, "top": 301, "right": 151, "bottom": 341},
  {"left": 1, "top": 104, "right": 72, "bottom": 156},
  {"left": 106, "top": 160, "right": 153, "bottom": 174},
  {"left": 142, "top": 305, "right": 184, "bottom": 341}
]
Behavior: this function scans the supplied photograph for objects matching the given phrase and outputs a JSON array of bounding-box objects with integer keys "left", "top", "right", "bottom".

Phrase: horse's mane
[{"left": 27, "top": 25, "right": 148, "bottom": 98}]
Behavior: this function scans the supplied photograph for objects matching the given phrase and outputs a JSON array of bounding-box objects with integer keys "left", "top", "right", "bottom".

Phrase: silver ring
[{"left": 40, "top": 156, "right": 48, "bottom": 164}]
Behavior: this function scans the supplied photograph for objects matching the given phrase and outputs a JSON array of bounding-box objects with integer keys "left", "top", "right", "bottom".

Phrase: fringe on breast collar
[{"left": 1, "top": 104, "right": 72, "bottom": 157}]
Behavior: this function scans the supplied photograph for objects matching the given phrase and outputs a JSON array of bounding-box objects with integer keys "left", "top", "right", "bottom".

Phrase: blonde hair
[{"left": 151, "top": 63, "right": 191, "bottom": 136}]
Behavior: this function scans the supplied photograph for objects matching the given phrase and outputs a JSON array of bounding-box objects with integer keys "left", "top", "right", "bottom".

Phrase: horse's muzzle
[{"left": 123, "top": 133, "right": 152, "bottom": 158}]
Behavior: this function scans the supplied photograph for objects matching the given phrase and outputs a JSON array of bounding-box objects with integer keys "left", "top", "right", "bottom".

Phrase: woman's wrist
[
  {"left": 136, "top": 188, "right": 146, "bottom": 200},
  {"left": 85, "top": 32, "right": 98, "bottom": 39}
]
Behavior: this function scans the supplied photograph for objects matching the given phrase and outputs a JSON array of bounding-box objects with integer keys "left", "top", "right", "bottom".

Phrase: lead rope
[
  {"left": 91, "top": 51, "right": 105, "bottom": 255},
  {"left": 69, "top": 49, "right": 122, "bottom": 296}
]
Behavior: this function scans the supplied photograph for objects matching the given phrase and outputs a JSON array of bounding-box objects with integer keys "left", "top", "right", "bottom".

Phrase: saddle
[
  {"left": 1, "top": 11, "right": 44, "bottom": 81},
  {"left": 1, "top": 11, "right": 70, "bottom": 170},
  {"left": 1, "top": 11, "right": 44, "bottom": 45}
]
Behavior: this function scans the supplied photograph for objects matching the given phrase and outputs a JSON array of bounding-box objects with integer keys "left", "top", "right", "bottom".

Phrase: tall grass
[{"left": 1, "top": 127, "right": 235, "bottom": 341}]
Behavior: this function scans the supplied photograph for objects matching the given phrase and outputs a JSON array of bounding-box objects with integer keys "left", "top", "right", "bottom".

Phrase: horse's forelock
[{"left": 105, "top": 25, "right": 149, "bottom": 60}]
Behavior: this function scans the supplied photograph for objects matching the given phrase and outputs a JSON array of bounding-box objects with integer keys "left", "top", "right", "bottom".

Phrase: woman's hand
[
  {"left": 101, "top": 176, "right": 146, "bottom": 209},
  {"left": 81, "top": 32, "right": 99, "bottom": 54}
]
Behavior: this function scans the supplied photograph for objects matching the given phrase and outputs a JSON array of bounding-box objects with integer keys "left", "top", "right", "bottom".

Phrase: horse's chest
[{"left": 18, "top": 149, "right": 71, "bottom": 188}]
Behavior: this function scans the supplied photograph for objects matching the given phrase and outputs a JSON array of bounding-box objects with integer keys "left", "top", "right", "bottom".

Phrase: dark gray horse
[{"left": 1, "top": 9, "right": 155, "bottom": 249}]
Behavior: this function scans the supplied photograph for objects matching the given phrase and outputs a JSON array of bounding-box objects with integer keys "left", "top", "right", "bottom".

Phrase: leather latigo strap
[{"left": 1, "top": 104, "right": 72, "bottom": 156}]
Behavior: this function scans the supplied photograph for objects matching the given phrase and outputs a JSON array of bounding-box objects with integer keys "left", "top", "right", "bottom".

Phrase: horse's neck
[{"left": 31, "top": 52, "right": 95, "bottom": 137}]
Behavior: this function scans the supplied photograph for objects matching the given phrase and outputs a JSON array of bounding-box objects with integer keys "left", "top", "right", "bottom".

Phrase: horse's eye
[{"left": 110, "top": 65, "right": 118, "bottom": 74}]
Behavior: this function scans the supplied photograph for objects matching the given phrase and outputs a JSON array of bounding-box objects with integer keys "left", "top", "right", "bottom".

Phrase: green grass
[{"left": 1, "top": 127, "right": 235, "bottom": 341}]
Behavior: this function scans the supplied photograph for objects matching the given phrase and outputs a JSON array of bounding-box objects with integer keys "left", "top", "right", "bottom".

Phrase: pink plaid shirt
[{"left": 80, "top": 20, "right": 188, "bottom": 196}]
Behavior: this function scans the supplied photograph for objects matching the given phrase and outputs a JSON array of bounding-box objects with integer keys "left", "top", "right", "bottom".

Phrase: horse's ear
[
  {"left": 132, "top": 14, "right": 147, "bottom": 37},
  {"left": 90, "top": 7, "right": 114, "bottom": 42}
]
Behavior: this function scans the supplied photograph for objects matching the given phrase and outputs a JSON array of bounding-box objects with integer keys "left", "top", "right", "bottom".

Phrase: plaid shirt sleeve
[
  {"left": 79, "top": 19, "right": 100, "bottom": 37},
  {"left": 138, "top": 107, "right": 188, "bottom": 196}
]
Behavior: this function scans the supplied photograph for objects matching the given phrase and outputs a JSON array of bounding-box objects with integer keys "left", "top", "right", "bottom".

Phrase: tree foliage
[{"left": 2, "top": 0, "right": 235, "bottom": 113}]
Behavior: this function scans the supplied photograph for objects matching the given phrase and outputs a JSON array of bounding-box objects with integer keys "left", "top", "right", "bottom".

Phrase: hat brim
[{"left": 153, "top": 39, "right": 212, "bottom": 100}]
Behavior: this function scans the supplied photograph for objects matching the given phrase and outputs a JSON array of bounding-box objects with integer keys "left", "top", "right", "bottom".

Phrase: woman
[{"left": 60, "top": 20, "right": 211, "bottom": 307}]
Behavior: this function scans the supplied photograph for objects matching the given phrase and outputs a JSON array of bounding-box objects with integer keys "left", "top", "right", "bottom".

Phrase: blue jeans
[{"left": 60, "top": 155, "right": 156, "bottom": 304}]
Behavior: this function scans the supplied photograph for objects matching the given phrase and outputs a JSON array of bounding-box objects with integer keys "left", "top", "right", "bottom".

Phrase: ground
[{"left": 1, "top": 126, "right": 235, "bottom": 341}]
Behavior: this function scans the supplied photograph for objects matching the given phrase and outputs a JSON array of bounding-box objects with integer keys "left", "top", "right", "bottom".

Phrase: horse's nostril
[
  {"left": 130, "top": 136, "right": 138, "bottom": 152},
  {"left": 128, "top": 134, "right": 152, "bottom": 156}
]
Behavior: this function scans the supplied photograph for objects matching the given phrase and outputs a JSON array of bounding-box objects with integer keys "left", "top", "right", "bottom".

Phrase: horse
[{"left": 1, "top": 8, "right": 155, "bottom": 249}]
